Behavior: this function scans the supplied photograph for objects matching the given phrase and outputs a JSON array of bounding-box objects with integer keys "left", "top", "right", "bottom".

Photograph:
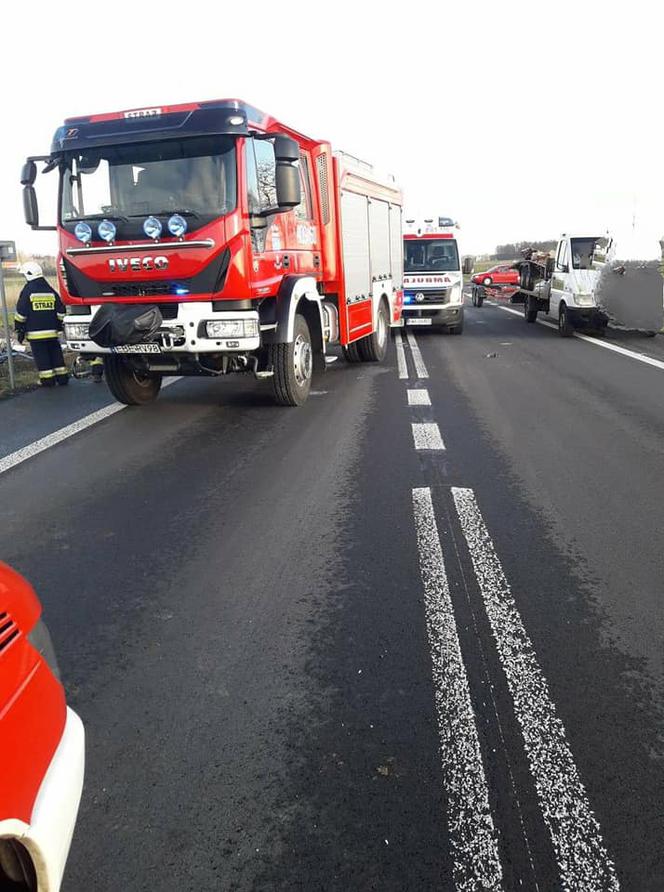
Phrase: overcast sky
[{"left": 1, "top": 0, "right": 661, "bottom": 256}]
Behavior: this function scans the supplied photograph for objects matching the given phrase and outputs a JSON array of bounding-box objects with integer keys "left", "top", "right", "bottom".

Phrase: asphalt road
[{"left": 1, "top": 295, "right": 663, "bottom": 890}]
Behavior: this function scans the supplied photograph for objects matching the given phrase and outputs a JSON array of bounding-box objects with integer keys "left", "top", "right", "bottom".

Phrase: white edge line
[
  {"left": 0, "top": 377, "right": 182, "bottom": 477},
  {"left": 451, "top": 486, "right": 619, "bottom": 891},
  {"left": 412, "top": 487, "right": 503, "bottom": 890},
  {"left": 495, "top": 303, "right": 664, "bottom": 368}
]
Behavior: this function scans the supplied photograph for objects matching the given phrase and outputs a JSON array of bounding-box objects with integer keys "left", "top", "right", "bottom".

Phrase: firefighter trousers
[{"left": 30, "top": 339, "right": 68, "bottom": 386}]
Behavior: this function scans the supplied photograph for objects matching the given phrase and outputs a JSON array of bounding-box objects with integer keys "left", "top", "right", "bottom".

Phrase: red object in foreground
[
  {"left": 471, "top": 264, "right": 519, "bottom": 286},
  {"left": 0, "top": 562, "right": 84, "bottom": 892}
]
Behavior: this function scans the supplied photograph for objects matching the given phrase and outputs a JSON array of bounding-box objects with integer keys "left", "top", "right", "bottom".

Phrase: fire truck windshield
[
  {"left": 404, "top": 239, "right": 460, "bottom": 273},
  {"left": 60, "top": 136, "right": 237, "bottom": 223}
]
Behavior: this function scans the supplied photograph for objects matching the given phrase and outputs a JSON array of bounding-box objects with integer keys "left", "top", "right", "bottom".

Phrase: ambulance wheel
[
  {"left": 103, "top": 356, "right": 162, "bottom": 405},
  {"left": 558, "top": 304, "right": 574, "bottom": 338},
  {"left": 342, "top": 342, "right": 362, "bottom": 363},
  {"left": 269, "top": 314, "right": 312, "bottom": 406},
  {"left": 358, "top": 300, "right": 389, "bottom": 362}
]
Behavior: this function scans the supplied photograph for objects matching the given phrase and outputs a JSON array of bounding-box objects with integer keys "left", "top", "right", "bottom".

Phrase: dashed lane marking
[
  {"left": 495, "top": 304, "right": 664, "bottom": 371},
  {"left": 452, "top": 487, "right": 620, "bottom": 891},
  {"left": 0, "top": 378, "right": 182, "bottom": 477},
  {"left": 395, "top": 329, "right": 408, "bottom": 379},
  {"left": 412, "top": 423, "right": 445, "bottom": 451},
  {"left": 412, "top": 487, "right": 503, "bottom": 891},
  {"left": 407, "top": 388, "right": 431, "bottom": 406},
  {"left": 406, "top": 329, "right": 430, "bottom": 379}
]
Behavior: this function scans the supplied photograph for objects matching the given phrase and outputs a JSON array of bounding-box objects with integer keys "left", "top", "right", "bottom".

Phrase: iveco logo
[
  {"left": 108, "top": 256, "right": 169, "bottom": 273},
  {"left": 415, "top": 292, "right": 425, "bottom": 303}
]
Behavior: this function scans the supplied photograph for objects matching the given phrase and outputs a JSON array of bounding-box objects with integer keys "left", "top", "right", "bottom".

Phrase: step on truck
[
  {"left": 516, "top": 232, "right": 664, "bottom": 336},
  {"left": 21, "top": 99, "right": 404, "bottom": 406},
  {"left": 401, "top": 217, "right": 464, "bottom": 334}
]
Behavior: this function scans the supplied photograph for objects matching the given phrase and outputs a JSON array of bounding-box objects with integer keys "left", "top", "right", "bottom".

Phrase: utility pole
[{"left": 0, "top": 241, "right": 18, "bottom": 391}]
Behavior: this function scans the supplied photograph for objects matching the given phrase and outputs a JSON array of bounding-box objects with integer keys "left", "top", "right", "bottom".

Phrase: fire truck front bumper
[{"left": 64, "top": 304, "right": 261, "bottom": 355}]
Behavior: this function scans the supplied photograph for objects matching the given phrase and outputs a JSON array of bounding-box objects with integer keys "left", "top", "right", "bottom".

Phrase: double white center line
[
  {"left": 396, "top": 329, "right": 429, "bottom": 379},
  {"left": 413, "top": 487, "right": 503, "bottom": 890}
]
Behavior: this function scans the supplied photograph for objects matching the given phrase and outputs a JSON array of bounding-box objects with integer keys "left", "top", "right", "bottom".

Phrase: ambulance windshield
[
  {"left": 404, "top": 239, "right": 460, "bottom": 273},
  {"left": 60, "top": 136, "right": 237, "bottom": 222}
]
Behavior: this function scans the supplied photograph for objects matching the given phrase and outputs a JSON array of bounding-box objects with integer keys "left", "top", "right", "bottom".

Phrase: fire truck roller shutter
[
  {"left": 369, "top": 199, "right": 391, "bottom": 328},
  {"left": 263, "top": 275, "right": 325, "bottom": 370}
]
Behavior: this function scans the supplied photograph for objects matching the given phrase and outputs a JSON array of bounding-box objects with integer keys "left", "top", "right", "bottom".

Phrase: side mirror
[
  {"left": 275, "top": 165, "right": 301, "bottom": 209},
  {"left": 21, "top": 160, "right": 37, "bottom": 186},
  {"left": 23, "top": 185, "right": 39, "bottom": 228},
  {"left": 274, "top": 136, "right": 299, "bottom": 163},
  {"left": 273, "top": 135, "right": 301, "bottom": 210}
]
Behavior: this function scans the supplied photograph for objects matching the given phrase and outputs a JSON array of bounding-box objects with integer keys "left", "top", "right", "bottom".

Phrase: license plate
[
  {"left": 406, "top": 318, "right": 433, "bottom": 326},
  {"left": 112, "top": 344, "right": 161, "bottom": 354}
]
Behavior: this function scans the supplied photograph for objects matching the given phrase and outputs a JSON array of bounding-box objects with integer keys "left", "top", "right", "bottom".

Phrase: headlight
[
  {"left": 143, "top": 215, "right": 162, "bottom": 239},
  {"left": 74, "top": 221, "right": 93, "bottom": 243},
  {"left": 98, "top": 219, "right": 116, "bottom": 243},
  {"left": 64, "top": 321, "right": 90, "bottom": 340},
  {"left": 168, "top": 214, "right": 188, "bottom": 237},
  {"left": 448, "top": 284, "right": 463, "bottom": 304},
  {"left": 575, "top": 292, "right": 595, "bottom": 306},
  {"left": 205, "top": 319, "right": 259, "bottom": 339}
]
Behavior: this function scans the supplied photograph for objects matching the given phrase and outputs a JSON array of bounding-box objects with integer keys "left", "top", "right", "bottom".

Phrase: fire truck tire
[
  {"left": 342, "top": 342, "right": 362, "bottom": 363},
  {"left": 103, "top": 356, "right": 162, "bottom": 405},
  {"left": 358, "top": 300, "right": 389, "bottom": 362},
  {"left": 269, "top": 314, "right": 313, "bottom": 406}
]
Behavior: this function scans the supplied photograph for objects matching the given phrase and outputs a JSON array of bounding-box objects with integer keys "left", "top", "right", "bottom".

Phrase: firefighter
[{"left": 14, "top": 262, "right": 68, "bottom": 387}]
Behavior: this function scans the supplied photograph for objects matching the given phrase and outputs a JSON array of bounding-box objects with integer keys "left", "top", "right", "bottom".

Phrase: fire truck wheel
[
  {"left": 103, "top": 356, "right": 163, "bottom": 405},
  {"left": 269, "top": 314, "right": 313, "bottom": 406},
  {"left": 342, "top": 342, "right": 362, "bottom": 363},
  {"left": 358, "top": 300, "right": 389, "bottom": 362}
]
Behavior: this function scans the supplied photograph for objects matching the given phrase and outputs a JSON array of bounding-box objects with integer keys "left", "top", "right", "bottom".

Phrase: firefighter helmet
[{"left": 19, "top": 261, "right": 44, "bottom": 281}]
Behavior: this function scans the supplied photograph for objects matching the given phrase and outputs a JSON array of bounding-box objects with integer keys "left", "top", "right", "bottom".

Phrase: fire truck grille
[
  {"left": 317, "top": 154, "right": 330, "bottom": 225},
  {"left": 103, "top": 282, "right": 182, "bottom": 298},
  {"left": 0, "top": 612, "right": 19, "bottom": 653}
]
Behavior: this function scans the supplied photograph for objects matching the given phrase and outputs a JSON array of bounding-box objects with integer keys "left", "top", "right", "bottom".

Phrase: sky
[{"left": 1, "top": 0, "right": 661, "bottom": 257}]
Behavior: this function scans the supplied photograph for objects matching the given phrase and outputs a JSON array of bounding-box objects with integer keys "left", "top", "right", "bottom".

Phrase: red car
[
  {"left": 0, "top": 563, "right": 84, "bottom": 892},
  {"left": 471, "top": 264, "right": 519, "bottom": 286}
]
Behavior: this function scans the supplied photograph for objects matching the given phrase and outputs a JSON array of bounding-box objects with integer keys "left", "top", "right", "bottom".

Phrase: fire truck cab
[
  {"left": 402, "top": 217, "right": 464, "bottom": 334},
  {"left": 21, "top": 99, "right": 403, "bottom": 406}
]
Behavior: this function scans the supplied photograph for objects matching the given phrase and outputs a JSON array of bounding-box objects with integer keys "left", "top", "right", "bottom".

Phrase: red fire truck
[{"left": 21, "top": 100, "right": 403, "bottom": 406}]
